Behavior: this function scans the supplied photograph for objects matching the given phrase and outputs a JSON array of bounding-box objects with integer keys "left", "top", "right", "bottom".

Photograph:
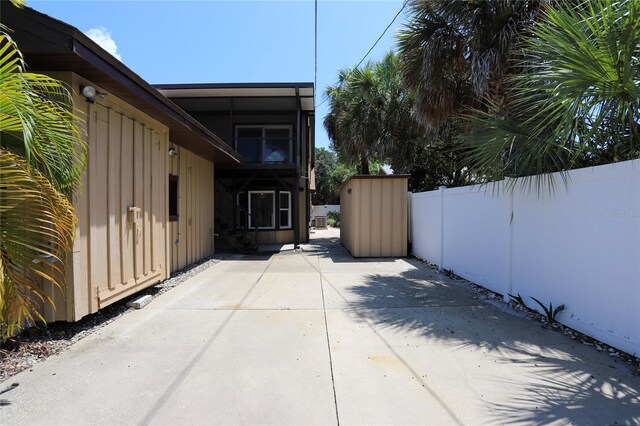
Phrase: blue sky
[{"left": 29, "top": 0, "right": 406, "bottom": 149}]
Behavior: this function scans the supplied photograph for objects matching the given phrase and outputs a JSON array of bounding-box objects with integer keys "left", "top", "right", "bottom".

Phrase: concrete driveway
[{"left": 2, "top": 228, "right": 639, "bottom": 425}]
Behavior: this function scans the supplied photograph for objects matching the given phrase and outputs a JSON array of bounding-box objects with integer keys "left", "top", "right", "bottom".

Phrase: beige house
[{"left": 3, "top": 5, "right": 315, "bottom": 322}]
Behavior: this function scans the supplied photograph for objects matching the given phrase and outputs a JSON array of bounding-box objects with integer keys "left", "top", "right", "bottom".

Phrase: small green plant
[
  {"left": 508, "top": 293, "right": 527, "bottom": 308},
  {"left": 530, "top": 297, "right": 565, "bottom": 324},
  {"left": 327, "top": 211, "right": 340, "bottom": 227},
  {"left": 327, "top": 211, "right": 340, "bottom": 221}
]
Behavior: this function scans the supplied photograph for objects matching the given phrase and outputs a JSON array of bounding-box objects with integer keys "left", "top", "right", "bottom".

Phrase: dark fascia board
[
  {"left": 155, "top": 83, "right": 315, "bottom": 111},
  {"left": 3, "top": 4, "right": 241, "bottom": 165},
  {"left": 155, "top": 82, "right": 314, "bottom": 90}
]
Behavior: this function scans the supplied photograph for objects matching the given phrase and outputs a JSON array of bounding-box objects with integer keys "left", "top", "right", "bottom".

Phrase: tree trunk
[{"left": 360, "top": 155, "right": 370, "bottom": 175}]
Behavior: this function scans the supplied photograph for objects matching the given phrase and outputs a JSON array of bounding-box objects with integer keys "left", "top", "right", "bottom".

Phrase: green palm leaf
[
  {"left": 0, "top": 150, "right": 77, "bottom": 340},
  {"left": 463, "top": 0, "right": 640, "bottom": 187},
  {"left": 0, "top": 28, "right": 86, "bottom": 197},
  {"left": 0, "top": 12, "right": 86, "bottom": 342}
]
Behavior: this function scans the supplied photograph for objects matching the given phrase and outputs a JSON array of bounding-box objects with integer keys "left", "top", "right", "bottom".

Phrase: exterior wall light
[
  {"left": 80, "top": 85, "right": 107, "bottom": 103},
  {"left": 168, "top": 147, "right": 179, "bottom": 157}
]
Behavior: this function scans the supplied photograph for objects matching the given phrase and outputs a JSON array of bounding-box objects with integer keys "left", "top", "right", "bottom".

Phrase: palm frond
[
  {"left": 0, "top": 20, "right": 85, "bottom": 341},
  {"left": 0, "top": 30, "right": 86, "bottom": 197},
  {"left": 461, "top": 0, "right": 640, "bottom": 189},
  {"left": 0, "top": 150, "right": 77, "bottom": 340}
]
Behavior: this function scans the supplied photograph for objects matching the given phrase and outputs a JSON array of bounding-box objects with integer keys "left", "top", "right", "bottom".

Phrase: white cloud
[{"left": 85, "top": 27, "right": 122, "bottom": 61}]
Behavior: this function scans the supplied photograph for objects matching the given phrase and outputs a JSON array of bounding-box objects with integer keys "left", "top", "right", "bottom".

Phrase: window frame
[
  {"left": 248, "top": 190, "right": 276, "bottom": 230},
  {"left": 236, "top": 191, "right": 247, "bottom": 228},
  {"left": 235, "top": 125, "right": 293, "bottom": 164},
  {"left": 279, "top": 191, "right": 292, "bottom": 229}
]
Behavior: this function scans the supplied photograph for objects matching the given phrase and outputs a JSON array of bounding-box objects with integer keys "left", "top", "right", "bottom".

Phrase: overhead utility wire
[
  {"left": 316, "top": 0, "right": 408, "bottom": 108},
  {"left": 351, "top": 0, "right": 408, "bottom": 74},
  {"left": 315, "top": 0, "right": 318, "bottom": 108}
]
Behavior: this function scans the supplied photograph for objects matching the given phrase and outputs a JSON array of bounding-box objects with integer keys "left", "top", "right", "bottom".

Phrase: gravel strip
[
  {"left": 413, "top": 255, "right": 640, "bottom": 377},
  {"left": 0, "top": 255, "right": 225, "bottom": 382}
]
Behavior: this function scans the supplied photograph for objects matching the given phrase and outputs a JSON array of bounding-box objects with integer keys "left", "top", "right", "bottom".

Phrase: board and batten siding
[
  {"left": 42, "top": 73, "right": 215, "bottom": 322},
  {"left": 168, "top": 145, "right": 215, "bottom": 272},
  {"left": 340, "top": 176, "right": 409, "bottom": 258},
  {"left": 61, "top": 73, "right": 170, "bottom": 321}
]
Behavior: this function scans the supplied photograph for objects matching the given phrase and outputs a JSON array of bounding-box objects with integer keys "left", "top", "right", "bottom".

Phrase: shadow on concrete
[
  {"left": 328, "top": 267, "right": 640, "bottom": 424},
  {"left": 226, "top": 253, "right": 274, "bottom": 261},
  {"left": 303, "top": 233, "right": 399, "bottom": 263}
]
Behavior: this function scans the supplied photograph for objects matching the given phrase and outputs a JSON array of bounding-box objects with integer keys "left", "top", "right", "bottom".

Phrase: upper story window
[{"left": 236, "top": 126, "right": 292, "bottom": 164}]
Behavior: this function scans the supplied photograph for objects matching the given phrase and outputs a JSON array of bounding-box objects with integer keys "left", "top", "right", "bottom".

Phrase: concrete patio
[{"left": 1, "top": 228, "right": 639, "bottom": 425}]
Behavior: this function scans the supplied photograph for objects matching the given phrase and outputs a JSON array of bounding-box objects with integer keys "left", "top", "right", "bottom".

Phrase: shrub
[{"left": 327, "top": 211, "right": 340, "bottom": 222}]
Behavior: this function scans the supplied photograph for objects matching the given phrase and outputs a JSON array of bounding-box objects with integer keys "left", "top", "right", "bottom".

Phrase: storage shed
[{"left": 340, "top": 175, "right": 409, "bottom": 257}]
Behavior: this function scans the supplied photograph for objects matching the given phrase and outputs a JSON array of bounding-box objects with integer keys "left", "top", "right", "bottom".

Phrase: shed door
[{"left": 90, "top": 103, "right": 167, "bottom": 308}]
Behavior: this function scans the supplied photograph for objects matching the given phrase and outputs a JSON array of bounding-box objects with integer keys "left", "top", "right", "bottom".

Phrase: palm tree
[
  {"left": 0, "top": 15, "right": 86, "bottom": 342},
  {"left": 396, "top": 0, "right": 545, "bottom": 130},
  {"left": 463, "top": 0, "right": 640, "bottom": 186},
  {"left": 324, "top": 65, "right": 381, "bottom": 175},
  {"left": 324, "top": 52, "right": 419, "bottom": 175}
]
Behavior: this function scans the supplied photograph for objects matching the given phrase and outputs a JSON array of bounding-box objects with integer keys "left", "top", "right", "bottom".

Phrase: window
[
  {"left": 279, "top": 191, "right": 291, "bottom": 229},
  {"left": 236, "top": 191, "right": 247, "bottom": 228},
  {"left": 240, "top": 190, "right": 291, "bottom": 230},
  {"left": 264, "top": 128, "right": 290, "bottom": 163},
  {"left": 236, "top": 128, "right": 261, "bottom": 163},
  {"left": 248, "top": 191, "right": 275, "bottom": 229},
  {"left": 235, "top": 126, "right": 292, "bottom": 164},
  {"left": 169, "top": 174, "right": 178, "bottom": 221}
]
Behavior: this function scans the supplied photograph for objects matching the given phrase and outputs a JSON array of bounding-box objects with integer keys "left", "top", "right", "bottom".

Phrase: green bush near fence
[{"left": 327, "top": 211, "right": 340, "bottom": 228}]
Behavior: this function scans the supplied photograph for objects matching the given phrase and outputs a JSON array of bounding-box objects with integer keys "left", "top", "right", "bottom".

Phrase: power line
[
  {"left": 316, "top": 0, "right": 408, "bottom": 109},
  {"left": 352, "top": 0, "right": 408, "bottom": 73},
  {"left": 314, "top": 0, "right": 318, "bottom": 108}
]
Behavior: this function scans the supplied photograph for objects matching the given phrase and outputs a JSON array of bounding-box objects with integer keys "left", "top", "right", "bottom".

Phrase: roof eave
[{"left": 3, "top": 3, "right": 241, "bottom": 165}]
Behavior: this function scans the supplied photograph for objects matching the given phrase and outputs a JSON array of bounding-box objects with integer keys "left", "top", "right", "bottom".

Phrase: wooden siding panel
[
  {"left": 381, "top": 179, "right": 393, "bottom": 257},
  {"left": 74, "top": 97, "right": 91, "bottom": 319},
  {"left": 89, "top": 104, "right": 109, "bottom": 294},
  {"left": 169, "top": 148, "right": 215, "bottom": 274},
  {"left": 256, "top": 230, "right": 295, "bottom": 245},
  {"left": 340, "top": 176, "right": 408, "bottom": 257},
  {"left": 107, "top": 109, "right": 121, "bottom": 290},
  {"left": 133, "top": 122, "right": 144, "bottom": 279},
  {"left": 151, "top": 131, "right": 160, "bottom": 272},
  {"left": 370, "top": 179, "right": 382, "bottom": 257},
  {"left": 143, "top": 127, "right": 152, "bottom": 276},
  {"left": 47, "top": 73, "right": 220, "bottom": 320},
  {"left": 57, "top": 74, "right": 175, "bottom": 320},
  {"left": 120, "top": 116, "right": 135, "bottom": 285},
  {"left": 197, "top": 158, "right": 202, "bottom": 259}
]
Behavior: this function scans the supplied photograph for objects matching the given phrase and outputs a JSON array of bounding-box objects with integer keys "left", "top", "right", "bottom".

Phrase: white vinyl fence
[
  {"left": 311, "top": 205, "right": 340, "bottom": 219},
  {"left": 409, "top": 159, "right": 640, "bottom": 356}
]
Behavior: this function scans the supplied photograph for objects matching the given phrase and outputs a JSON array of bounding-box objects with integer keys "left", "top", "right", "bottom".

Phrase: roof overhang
[
  {"left": 1, "top": 4, "right": 241, "bottom": 165},
  {"left": 155, "top": 83, "right": 315, "bottom": 114}
]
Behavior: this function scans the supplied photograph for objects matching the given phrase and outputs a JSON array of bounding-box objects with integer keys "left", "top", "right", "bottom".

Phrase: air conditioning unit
[{"left": 315, "top": 216, "right": 327, "bottom": 229}]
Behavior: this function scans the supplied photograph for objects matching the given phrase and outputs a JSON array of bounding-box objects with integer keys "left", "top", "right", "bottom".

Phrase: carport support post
[
  {"left": 293, "top": 108, "right": 301, "bottom": 248},
  {"left": 438, "top": 186, "right": 446, "bottom": 272}
]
